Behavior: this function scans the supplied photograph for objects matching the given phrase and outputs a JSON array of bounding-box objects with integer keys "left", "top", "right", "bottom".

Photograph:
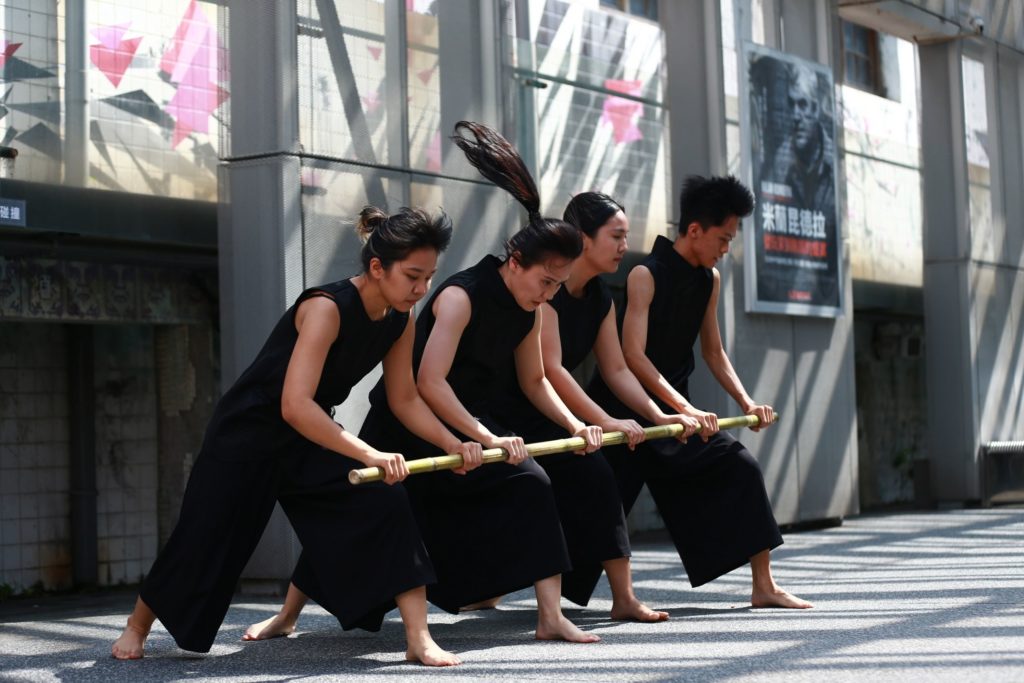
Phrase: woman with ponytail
[
  {"left": 112, "top": 206, "right": 479, "bottom": 666},
  {"left": 493, "top": 192, "right": 701, "bottom": 619},
  {"left": 358, "top": 121, "right": 602, "bottom": 643}
]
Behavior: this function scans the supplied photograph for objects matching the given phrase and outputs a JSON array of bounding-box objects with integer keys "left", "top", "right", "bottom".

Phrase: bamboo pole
[{"left": 348, "top": 413, "right": 771, "bottom": 485}]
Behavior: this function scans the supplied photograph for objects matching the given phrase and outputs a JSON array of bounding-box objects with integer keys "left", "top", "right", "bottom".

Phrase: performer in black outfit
[
  {"left": 111, "top": 207, "right": 483, "bottom": 666},
  {"left": 591, "top": 176, "right": 812, "bottom": 608},
  {"left": 360, "top": 121, "right": 603, "bottom": 643},
  {"left": 491, "top": 191, "right": 702, "bottom": 619}
]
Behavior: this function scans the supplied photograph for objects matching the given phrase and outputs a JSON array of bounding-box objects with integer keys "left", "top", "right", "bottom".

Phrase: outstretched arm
[{"left": 699, "top": 269, "right": 774, "bottom": 431}]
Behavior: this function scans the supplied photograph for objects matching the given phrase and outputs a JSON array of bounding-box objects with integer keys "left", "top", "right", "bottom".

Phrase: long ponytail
[{"left": 451, "top": 121, "right": 581, "bottom": 266}]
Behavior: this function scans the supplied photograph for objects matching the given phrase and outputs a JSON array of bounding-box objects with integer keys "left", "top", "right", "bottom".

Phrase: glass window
[
  {"left": 406, "top": 2, "right": 441, "bottom": 173},
  {"left": 841, "top": 34, "right": 923, "bottom": 287},
  {"left": 842, "top": 21, "right": 883, "bottom": 96},
  {"left": 962, "top": 54, "right": 994, "bottom": 264},
  {"left": 86, "top": 0, "right": 227, "bottom": 200},
  {"left": 0, "top": 0, "right": 227, "bottom": 199},
  {"left": 297, "top": 0, "right": 390, "bottom": 164},
  {"left": 514, "top": 0, "right": 669, "bottom": 249},
  {"left": 601, "top": 0, "right": 658, "bottom": 21},
  {"left": 0, "top": 1, "right": 62, "bottom": 184}
]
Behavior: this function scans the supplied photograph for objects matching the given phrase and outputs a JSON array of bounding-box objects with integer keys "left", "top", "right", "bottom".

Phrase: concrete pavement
[{"left": 1, "top": 508, "right": 1022, "bottom": 682}]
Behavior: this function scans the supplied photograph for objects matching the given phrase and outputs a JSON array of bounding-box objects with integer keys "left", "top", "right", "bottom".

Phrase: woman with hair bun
[
  {"left": 359, "top": 121, "right": 602, "bottom": 643},
  {"left": 112, "top": 206, "right": 480, "bottom": 666}
]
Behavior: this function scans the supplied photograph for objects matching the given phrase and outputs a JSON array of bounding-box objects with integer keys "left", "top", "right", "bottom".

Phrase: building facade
[{"left": 2, "top": 0, "right": 1022, "bottom": 594}]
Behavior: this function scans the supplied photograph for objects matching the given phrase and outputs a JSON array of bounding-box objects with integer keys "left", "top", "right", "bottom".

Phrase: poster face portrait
[{"left": 743, "top": 43, "right": 842, "bottom": 317}]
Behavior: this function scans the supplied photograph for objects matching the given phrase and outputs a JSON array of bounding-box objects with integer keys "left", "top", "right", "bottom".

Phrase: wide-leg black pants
[
  {"left": 139, "top": 447, "right": 433, "bottom": 653},
  {"left": 360, "top": 407, "right": 571, "bottom": 614},
  {"left": 605, "top": 430, "right": 783, "bottom": 589},
  {"left": 502, "top": 414, "right": 631, "bottom": 606}
]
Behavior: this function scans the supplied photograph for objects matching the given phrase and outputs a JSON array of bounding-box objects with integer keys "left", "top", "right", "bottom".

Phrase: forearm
[
  {"left": 284, "top": 399, "right": 378, "bottom": 465},
  {"left": 705, "top": 350, "right": 755, "bottom": 411},
  {"left": 419, "top": 378, "right": 498, "bottom": 444},
  {"left": 522, "top": 377, "right": 583, "bottom": 434},
  {"left": 547, "top": 367, "right": 612, "bottom": 426},
  {"left": 605, "top": 365, "right": 672, "bottom": 423},
  {"left": 624, "top": 353, "right": 693, "bottom": 413},
  {"left": 390, "top": 395, "right": 463, "bottom": 453}
]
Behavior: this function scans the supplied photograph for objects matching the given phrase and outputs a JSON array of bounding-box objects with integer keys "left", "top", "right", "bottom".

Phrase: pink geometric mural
[
  {"left": 1, "top": 40, "right": 22, "bottom": 69},
  {"left": 89, "top": 23, "right": 142, "bottom": 87},
  {"left": 416, "top": 64, "right": 436, "bottom": 85},
  {"left": 161, "top": 0, "right": 229, "bottom": 148},
  {"left": 602, "top": 79, "right": 644, "bottom": 145},
  {"left": 361, "top": 89, "right": 382, "bottom": 114}
]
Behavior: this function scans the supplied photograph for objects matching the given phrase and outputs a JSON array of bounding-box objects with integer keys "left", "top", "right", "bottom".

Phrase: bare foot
[
  {"left": 111, "top": 619, "right": 149, "bottom": 660},
  {"left": 242, "top": 613, "right": 297, "bottom": 641},
  {"left": 536, "top": 614, "right": 601, "bottom": 643},
  {"left": 459, "top": 596, "right": 502, "bottom": 612},
  {"left": 752, "top": 588, "right": 813, "bottom": 609},
  {"left": 611, "top": 598, "right": 669, "bottom": 622},
  {"left": 406, "top": 639, "right": 461, "bottom": 666}
]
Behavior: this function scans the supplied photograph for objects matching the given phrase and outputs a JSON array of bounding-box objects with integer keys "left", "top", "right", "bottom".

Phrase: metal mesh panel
[
  {"left": 512, "top": 0, "right": 670, "bottom": 250},
  {"left": 409, "top": 174, "right": 516, "bottom": 280},
  {"left": 533, "top": 81, "right": 670, "bottom": 250},
  {"left": 300, "top": 157, "right": 515, "bottom": 287},
  {"left": 524, "top": 0, "right": 664, "bottom": 100},
  {"left": 297, "top": 0, "right": 389, "bottom": 163},
  {"left": 406, "top": 4, "right": 441, "bottom": 172},
  {"left": 0, "top": 0, "right": 62, "bottom": 184},
  {"left": 0, "top": 0, "right": 231, "bottom": 197},
  {"left": 300, "top": 158, "right": 398, "bottom": 286}
]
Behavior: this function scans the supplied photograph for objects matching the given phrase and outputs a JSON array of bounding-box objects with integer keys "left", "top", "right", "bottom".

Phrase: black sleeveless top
[
  {"left": 494, "top": 276, "right": 613, "bottom": 434},
  {"left": 368, "top": 255, "right": 536, "bottom": 419},
  {"left": 205, "top": 278, "right": 409, "bottom": 461},
  {"left": 590, "top": 235, "right": 712, "bottom": 412}
]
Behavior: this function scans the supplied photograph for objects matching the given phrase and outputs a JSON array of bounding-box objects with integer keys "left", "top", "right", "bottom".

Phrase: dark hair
[
  {"left": 451, "top": 121, "right": 581, "bottom": 267},
  {"left": 679, "top": 175, "right": 754, "bottom": 232},
  {"left": 356, "top": 205, "right": 453, "bottom": 272},
  {"left": 563, "top": 192, "right": 625, "bottom": 238}
]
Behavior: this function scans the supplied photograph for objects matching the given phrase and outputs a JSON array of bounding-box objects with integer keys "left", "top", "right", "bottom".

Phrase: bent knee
[
  {"left": 511, "top": 458, "right": 554, "bottom": 489},
  {"left": 726, "top": 445, "right": 766, "bottom": 482}
]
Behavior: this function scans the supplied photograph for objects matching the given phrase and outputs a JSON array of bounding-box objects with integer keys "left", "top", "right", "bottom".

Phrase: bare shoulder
[
  {"left": 295, "top": 295, "right": 340, "bottom": 330},
  {"left": 626, "top": 265, "right": 655, "bottom": 302},
  {"left": 433, "top": 286, "right": 471, "bottom": 314},
  {"left": 432, "top": 285, "right": 472, "bottom": 328}
]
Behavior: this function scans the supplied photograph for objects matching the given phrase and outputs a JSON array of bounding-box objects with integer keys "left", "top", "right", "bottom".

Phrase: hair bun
[{"left": 356, "top": 206, "right": 388, "bottom": 239}]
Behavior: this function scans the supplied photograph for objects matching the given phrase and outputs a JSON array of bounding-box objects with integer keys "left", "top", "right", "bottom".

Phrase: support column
[
  {"left": 660, "top": 0, "right": 858, "bottom": 524},
  {"left": 222, "top": 0, "right": 303, "bottom": 586},
  {"left": 64, "top": 0, "right": 88, "bottom": 186},
  {"left": 918, "top": 41, "right": 977, "bottom": 502}
]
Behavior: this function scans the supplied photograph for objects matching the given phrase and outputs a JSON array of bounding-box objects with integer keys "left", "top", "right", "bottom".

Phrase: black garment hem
[
  {"left": 684, "top": 537, "right": 784, "bottom": 588},
  {"left": 427, "top": 565, "right": 570, "bottom": 615},
  {"left": 139, "top": 585, "right": 215, "bottom": 654}
]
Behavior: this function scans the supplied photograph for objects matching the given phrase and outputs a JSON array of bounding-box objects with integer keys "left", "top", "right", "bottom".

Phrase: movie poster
[{"left": 743, "top": 43, "right": 842, "bottom": 317}]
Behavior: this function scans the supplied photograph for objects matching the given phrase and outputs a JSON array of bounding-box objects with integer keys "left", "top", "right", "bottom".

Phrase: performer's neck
[
  {"left": 350, "top": 275, "right": 391, "bottom": 320},
  {"left": 674, "top": 237, "right": 702, "bottom": 269}
]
